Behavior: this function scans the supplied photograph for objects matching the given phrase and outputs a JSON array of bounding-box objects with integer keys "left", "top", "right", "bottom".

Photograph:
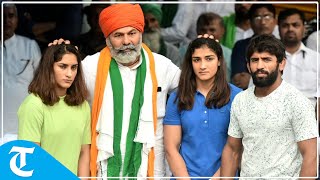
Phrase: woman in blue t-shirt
[{"left": 164, "top": 35, "right": 242, "bottom": 179}]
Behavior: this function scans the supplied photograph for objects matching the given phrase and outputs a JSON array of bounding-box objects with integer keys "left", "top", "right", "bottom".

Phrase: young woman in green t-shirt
[{"left": 18, "top": 43, "right": 91, "bottom": 178}]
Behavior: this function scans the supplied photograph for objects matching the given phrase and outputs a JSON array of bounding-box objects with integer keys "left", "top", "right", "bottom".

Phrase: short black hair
[
  {"left": 196, "top": 12, "right": 224, "bottom": 35},
  {"left": 248, "top": 4, "right": 276, "bottom": 21},
  {"left": 278, "top": 8, "right": 306, "bottom": 25},
  {"left": 246, "top": 34, "right": 286, "bottom": 63}
]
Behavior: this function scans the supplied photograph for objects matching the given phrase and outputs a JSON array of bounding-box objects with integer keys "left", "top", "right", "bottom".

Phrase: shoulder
[
  {"left": 20, "top": 93, "right": 44, "bottom": 110},
  {"left": 152, "top": 52, "right": 173, "bottom": 64},
  {"left": 229, "top": 83, "right": 243, "bottom": 101},
  {"left": 281, "top": 81, "right": 315, "bottom": 112},
  {"left": 232, "top": 85, "right": 252, "bottom": 102},
  {"left": 15, "top": 34, "right": 33, "bottom": 41},
  {"left": 282, "top": 81, "right": 311, "bottom": 101},
  {"left": 81, "top": 100, "right": 90, "bottom": 110},
  {"left": 168, "top": 91, "right": 178, "bottom": 100},
  {"left": 15, "top": 35, "right": 39, "bottom": 48},
  {"left": 15, "top": 34, "right": 37, "bottom": 44},
  {"left": 229, "top": 83, "right": 242, "bottom": 95},
  {"left": 233, "top": 37, "right": 250, "bottom": 48},
  {"left": 303, "top": 45, "right": 319, "bottom": 56},
  {"left": 166, "top": 91, "right": 179, "bottom": 106},
  {"left": 82, "top": 52, "right": 100, "bottom": 74},
  {"left": 151, "top": 52, "right": 180, "bottom": 73}
]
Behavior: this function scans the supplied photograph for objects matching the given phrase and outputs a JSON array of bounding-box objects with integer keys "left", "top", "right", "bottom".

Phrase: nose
[
  {"left": 66, "top": 68, "right": 72, "bottom": 78},
  {"left": 123, "top": 34, "right": 130, "bottom": 45},
  {"left": 256, "top": 60, "right": 265, "bottom": 69},
  {"left": 288, "top": 24, "right": 294, "bottom": 31},
  {"left": 260, "top": 18, "right": 267, "bottom": 25},
  {"left": 200, "top": 60, "right": 206, "bottom": 70}
]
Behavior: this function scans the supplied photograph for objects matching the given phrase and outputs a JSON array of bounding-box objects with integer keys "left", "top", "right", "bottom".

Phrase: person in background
[
  {"left": 231, "top": 4, "right": 278, "bottom": 90},
  {"left": 161, "top": 1, "right": 235, "bottom": 48},
  {"left": 74, "top": 4, "right": 108, "bottom": 59},
  {"left": 2, "top": 3, "right": 41, "bottom": 143},
  {"left": 221, "top": 0, "right": 253, "bottom": 49},
  {"left": 164, "top": 35, "right": 241, "bottom": 178},
  {"left": 221, "top": 34, "right": 317, "bottom": 178},
  {"left": 278, "top": 8, "right": 319, "bottom": 107},
  {"left": 141, "top": 4, "right": 182, "bottom": 67},
  {"left": 18, "top": 43, "right": 91, "bottom": 178}
]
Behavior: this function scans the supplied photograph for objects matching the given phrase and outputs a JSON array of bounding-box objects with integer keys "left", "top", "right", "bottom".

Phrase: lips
[
  {"left": 119, "top": 48, "right": 134, "bottom": 54},
  {"left": 256, "top": 73, "right": 268, "bottom": 77},
  {"left": 199, "top": 71, "right": 209, "bottom": 75},
  {"left": 63, "top": 80, "right": 72, "bottom": 83}
]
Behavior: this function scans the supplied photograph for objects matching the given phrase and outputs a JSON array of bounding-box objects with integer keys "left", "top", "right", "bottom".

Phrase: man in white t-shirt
[{"left": 221, "top": 34, "right": 317, "bottom": 178}]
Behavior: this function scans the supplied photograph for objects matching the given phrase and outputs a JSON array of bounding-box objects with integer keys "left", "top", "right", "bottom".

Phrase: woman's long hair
[
  {"left": 176, "top": 38, "right": 230, "bottom": 111},
  {"left": 28, "top": 44, "right": 88, "bottom": 106}
]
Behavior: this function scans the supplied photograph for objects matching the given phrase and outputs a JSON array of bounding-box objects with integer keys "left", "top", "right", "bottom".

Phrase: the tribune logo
[{"left": 9, "top": 146, "right": 35, "bottom": 177}]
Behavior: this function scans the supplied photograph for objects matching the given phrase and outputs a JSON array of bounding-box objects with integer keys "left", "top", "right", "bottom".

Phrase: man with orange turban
[{"left": 81, "top": 3, "right": 180, "bottom": 179}]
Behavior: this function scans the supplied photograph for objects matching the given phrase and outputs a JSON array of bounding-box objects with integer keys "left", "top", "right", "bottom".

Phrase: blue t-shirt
[{"left": 164, "top": 84, "right": 241, "bottom": 178}]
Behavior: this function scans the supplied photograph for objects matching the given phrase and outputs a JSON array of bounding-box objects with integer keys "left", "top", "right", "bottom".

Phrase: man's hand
[
  {"left": 48, "top": 38, "right": 70, "bottom": 46},
  {"left": 197, "top": 34, "right": 219, "bottom": 42}
]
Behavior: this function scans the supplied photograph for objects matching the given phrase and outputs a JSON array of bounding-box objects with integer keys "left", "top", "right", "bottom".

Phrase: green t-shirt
[{"left": 18, "top": 94, "right": 91, "bottom": 175}]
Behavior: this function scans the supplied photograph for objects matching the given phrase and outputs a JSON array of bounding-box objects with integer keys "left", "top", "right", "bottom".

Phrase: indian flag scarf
[{"left": 90, "top": 43, "right": 158, "bottom": 179}]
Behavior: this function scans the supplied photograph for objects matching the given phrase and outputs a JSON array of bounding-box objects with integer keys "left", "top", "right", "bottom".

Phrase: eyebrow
[
  {"left": 261, "top": 57, "right": 272, "bottom": 60},
  {"left": 114, "top": 29, "right": 138, "bottom": 35},
  {"left": 255, "top": 13, "right": 273, "bottom": 16},
  {"left": 250, "top": 57, "right": 272, "bottom": 60},
  {"left": 57, "top": 63, "right": 78, "bottom": 65},
  {"left": 192, "top": 55, "right": 216, "bottom": 58}
]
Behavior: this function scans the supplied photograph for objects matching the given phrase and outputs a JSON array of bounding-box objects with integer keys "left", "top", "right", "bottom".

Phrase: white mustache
[{"left": 115, "top": 44, "right": 136, "bottom": 51}]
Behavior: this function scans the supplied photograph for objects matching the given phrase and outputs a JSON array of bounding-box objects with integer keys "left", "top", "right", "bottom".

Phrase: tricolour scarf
[{"left": 90, "top": 44, "right": 158, "bottom": 179}]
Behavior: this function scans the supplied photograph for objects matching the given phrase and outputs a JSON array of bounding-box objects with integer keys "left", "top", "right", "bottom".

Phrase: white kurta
[
  {"left": 2, "top": 34, "right": 41, "bottom": 142},
  {"left": 82, "top": 50, "right": 181, "bottom": 178}
]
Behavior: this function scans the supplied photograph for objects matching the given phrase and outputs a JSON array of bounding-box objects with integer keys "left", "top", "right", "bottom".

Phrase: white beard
[
  {"left": 142, "top": 29, "right": 161, "bottom": 53},
  {"left": 106, "top": 37, "right": 142, "bottom": 64}
]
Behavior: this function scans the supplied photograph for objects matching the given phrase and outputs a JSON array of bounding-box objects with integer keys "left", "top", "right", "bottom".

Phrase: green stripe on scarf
[
  {"left": 107, "top": 57, "right": 123, "bottom": 178},
  {"left": 123, "top": 51, "right": 146, "bottom": 178},
  {"left": 107, "top": 50, "right": 147, "bottom": 179}
]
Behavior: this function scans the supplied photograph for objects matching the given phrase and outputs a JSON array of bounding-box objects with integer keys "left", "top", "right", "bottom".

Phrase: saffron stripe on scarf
[
  {"left": 90, "top": 47, "right": 111, "bottom": 177},
  {"left": 142, "top": 44, "right": 158, "bottom": 180}
]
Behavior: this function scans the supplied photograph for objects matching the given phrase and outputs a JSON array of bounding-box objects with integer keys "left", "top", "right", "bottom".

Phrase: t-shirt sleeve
[
  {"left": 82, "top": 101, "right": 91, "bottom": 145},
  {"left": 163, "top": 92, "right": 181, "bottom": 126},
  {"left": 291, "top": 94, "right": 318, "bottom": 142},
  {"left": 227, "top": 95, "right": 244, "bottom": 138},
  {"left": 17, "top": 95, "right": 43, "bottom": 142}
]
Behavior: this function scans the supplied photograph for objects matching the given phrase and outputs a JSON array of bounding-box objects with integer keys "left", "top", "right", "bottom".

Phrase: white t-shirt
[{"left": 228, "top": 80, "right": 318, "bottom": 177}]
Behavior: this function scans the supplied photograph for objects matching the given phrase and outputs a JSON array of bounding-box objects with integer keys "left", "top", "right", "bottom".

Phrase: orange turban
[{"left": 99, "top": 4, "right": 145, "bottom": 37}]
